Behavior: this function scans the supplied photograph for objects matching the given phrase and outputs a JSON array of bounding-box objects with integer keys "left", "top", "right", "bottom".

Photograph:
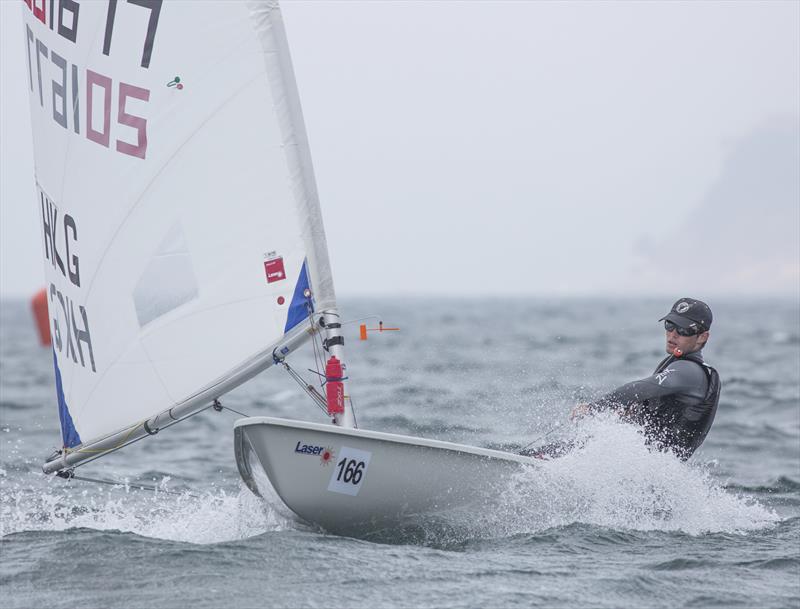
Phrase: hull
[{"left": 234, "top": 417, "right": 537, "bottom": 533}]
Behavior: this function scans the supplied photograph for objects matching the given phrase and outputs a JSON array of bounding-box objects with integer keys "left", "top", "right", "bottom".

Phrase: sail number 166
[{"left": 335, "top": 458, "right": 365, "bottom": 485}]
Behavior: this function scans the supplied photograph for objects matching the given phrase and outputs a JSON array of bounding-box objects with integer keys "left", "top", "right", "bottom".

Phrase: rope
[
  {"left": 341, "top": 315, "right": 382, "bottom": 326},
  {"left": 518, "top": 421, "right": 564, "bottom": 454},
  {"left": 348, "top": 394, "right": 359, "bottom": 429},
  {"left": 56, "top": 471, "right": 199, "bottom": 498},
  {"left": 216, "top": 404, "right": 251, "bottom": 418},
  {"left": 309, "top": 309, "right": 327, "bottom": 394},
  {"left": 280, "top": 360, "right": 328, "bottom": 414},
  {"left": 59, "top": 404, "right": 216, "bottom": 471}
]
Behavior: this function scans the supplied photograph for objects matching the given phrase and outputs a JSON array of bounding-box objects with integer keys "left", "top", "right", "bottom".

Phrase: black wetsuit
[
  {"left": 523, "top": 351, "right": 721, "bottom": 460},
  {"left": 590, "top": 350, "right": 721, "bottom": 459}
]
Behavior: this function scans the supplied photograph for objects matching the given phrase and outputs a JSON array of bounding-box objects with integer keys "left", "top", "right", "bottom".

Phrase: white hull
[{"left": 234, "top": 417, "right": 537, "bottom": 533}]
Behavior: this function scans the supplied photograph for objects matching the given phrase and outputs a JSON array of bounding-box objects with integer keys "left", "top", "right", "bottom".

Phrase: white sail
[{"left": 22, "top": 1, "right": 335, "bottom": 463}]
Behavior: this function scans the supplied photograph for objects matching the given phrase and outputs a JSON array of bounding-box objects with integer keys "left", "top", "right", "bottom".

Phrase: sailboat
[{"left": 25, "top": 0, "right": 536, "bottom": 533}]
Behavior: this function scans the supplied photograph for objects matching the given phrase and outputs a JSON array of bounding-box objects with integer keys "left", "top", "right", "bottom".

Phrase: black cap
[{"left": 659, "top": 298, "right": 712, "bottom": 332}]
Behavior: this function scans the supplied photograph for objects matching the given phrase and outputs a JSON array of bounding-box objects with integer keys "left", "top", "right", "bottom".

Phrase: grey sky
[{"left": 2, "top": 1, "right": 798, "bottom": 298}]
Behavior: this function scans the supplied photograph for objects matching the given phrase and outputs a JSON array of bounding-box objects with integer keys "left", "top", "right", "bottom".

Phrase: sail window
[{"left": 133, "top": 224, "right": 199, "bottom": 327}]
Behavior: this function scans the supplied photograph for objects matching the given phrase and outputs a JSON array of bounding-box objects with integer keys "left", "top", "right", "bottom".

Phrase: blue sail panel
[
  {"left": 52, "top": 351, "right": 81, "bottom": 448},
  {"left": 284, "top": 260, "right": 313, "bottom": 333}
]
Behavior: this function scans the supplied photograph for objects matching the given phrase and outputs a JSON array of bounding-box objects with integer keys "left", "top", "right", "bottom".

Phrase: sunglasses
[{"left": 664, "top": 320, "right": 701, "bottom": 337}]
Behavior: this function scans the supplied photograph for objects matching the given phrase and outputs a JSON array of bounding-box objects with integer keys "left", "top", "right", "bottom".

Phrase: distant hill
[{"left": 630, "top": 120, "right": 799, "bottom": 296}]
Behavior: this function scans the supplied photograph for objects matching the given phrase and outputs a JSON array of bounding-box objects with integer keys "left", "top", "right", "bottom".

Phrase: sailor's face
[{"left": 665, "top": 327, "right": 708, "bottom": 355}]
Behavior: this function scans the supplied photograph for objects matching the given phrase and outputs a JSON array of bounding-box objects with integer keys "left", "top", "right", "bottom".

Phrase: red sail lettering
[
  {"left": 86, "top": 69, "right": 112, "bottom": 148},
  {"left": 116, "top": 83, "right": 149, "bottom": 159}
]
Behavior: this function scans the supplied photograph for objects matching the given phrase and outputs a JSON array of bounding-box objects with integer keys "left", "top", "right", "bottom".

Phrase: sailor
[{"left": 526, "top": 298, "right": 721, "bottom": 460}]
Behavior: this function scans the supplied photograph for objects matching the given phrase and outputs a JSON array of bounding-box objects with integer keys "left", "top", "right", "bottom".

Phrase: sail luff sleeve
[{"left": 250, "top": 2, "right": 337, "bottom": 312}]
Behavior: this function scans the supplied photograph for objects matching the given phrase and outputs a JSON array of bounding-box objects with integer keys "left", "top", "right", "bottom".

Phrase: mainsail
[{"left": 22, "top": 1, "right": 336, "bottom": 472}]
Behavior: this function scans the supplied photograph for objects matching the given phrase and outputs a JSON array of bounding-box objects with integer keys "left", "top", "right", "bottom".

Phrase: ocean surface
[{"left": 1, "top": 297, "right": 798, "bottom": 608}]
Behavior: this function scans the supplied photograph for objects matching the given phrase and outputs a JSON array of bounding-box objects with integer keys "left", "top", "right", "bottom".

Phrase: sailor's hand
[{"left": 571, "top": 403, "right": 591, "bottom": 421}]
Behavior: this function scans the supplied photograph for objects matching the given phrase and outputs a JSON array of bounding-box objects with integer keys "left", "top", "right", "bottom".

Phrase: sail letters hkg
[{"left": 41, "top": 190, "right": 96, "bottom": 373}]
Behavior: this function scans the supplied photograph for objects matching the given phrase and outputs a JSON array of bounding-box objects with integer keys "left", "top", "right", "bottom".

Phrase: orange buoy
[{"left": 31, "top": 288, "right": 51, "bottom": 346}]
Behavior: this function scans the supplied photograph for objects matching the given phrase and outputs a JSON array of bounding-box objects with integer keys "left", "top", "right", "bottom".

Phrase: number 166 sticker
[{"left": 328, "top": 446, "right": 372, "bottom": 496}]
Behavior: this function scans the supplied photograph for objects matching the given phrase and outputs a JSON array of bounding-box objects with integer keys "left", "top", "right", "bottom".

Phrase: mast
[
  {"left": 261, "top": 5, "right": 354, "bottom": 428},
  {"left": 322, "top": 310, "right": 356, "bottom": 428}
]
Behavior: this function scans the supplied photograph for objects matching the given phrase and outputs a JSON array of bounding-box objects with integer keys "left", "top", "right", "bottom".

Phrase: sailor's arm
[
  {"left": 570, "top": 381, "right": 650, "bottom": 419},
  {"left": 572, "top": 361, "right": 704, "bottom": 419}
]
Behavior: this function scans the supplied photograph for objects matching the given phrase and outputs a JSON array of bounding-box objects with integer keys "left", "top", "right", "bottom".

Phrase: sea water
[{"left": 1, "top": 297, "right": 798, "bottom": 608}]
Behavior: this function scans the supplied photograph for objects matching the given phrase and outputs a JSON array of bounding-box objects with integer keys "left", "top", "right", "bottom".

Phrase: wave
[
  {"left": 352, "top": 417, "right": 783, "bottom": 546},
  {"left": 711, "top": 421, "right": 799, "bottom": 441},
  {"left": 373, "top": 417, "right": 781, "bottom": 545},
  {"left": 725, "top": 476, "right": 800, "bottom": 494},
  {"left": 0, "top": 475, "right": 293, "bottom": 545},
  {"left": 647, "top": 557, "right": 717, "bottom": 570},
  {"left": 0, "top": 400, "right": 42, "bottom": 412},
  {"left": 490, "top": 417, "right": 780, "bottom": 537}
]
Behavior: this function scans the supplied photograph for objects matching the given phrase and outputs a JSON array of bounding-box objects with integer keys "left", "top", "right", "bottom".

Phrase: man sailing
[{"left": 523, "top": 298, "right": 721, "bottom": 461}]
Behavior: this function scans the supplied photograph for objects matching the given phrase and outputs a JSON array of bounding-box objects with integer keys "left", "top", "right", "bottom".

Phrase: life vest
[{"left": 636, "top": 352, "right": 721, "bottom": 460}]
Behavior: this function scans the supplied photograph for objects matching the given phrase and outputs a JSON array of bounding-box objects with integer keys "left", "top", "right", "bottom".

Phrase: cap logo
[{"left": 676, "top": 302, "right": 691, "bottom": 314}]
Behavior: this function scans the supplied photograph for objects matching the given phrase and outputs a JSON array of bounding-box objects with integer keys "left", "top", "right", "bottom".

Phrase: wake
[
  {"left": 493, "top": 415, "right": 779, "bottom": 536},
  {"left": 0, "top": 416, "right": 779, "bottom": 545},
  {"left": 0, "top": 474, "right": 291, "bottom": 544}
]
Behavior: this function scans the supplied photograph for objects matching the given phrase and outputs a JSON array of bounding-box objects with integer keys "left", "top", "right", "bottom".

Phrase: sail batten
[{"left": 24, "top": 1, "right": 336, "bottom": 470}]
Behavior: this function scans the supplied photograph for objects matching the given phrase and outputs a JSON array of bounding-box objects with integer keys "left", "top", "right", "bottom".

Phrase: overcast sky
[{"left": 2, "top": 1, "right": 798, "bottom": 299}]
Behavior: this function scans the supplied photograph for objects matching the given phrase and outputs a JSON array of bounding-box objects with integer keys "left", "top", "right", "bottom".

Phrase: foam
[
  {"left": 0, "top": 477, "right": 292, "bottom": 544},
  {"left": 493, "top": 415, "right": 780, "bottom": 536},
  {"left": 0, "top": 416, "right": 779, "bottom": 544}
]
